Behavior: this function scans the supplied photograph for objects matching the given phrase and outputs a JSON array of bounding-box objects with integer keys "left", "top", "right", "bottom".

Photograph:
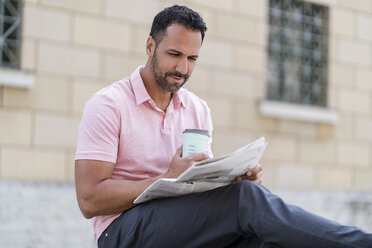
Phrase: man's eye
[{"left": 169, "top": 53, "right": 179, "bottom": 56}]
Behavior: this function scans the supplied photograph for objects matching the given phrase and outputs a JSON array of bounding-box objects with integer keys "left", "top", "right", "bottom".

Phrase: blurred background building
[{"left": 1, "top": 0, "right": 372, "bottom": 247}]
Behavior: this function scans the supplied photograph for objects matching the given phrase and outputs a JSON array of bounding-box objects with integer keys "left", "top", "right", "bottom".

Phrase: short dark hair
[{"left": 149, "top": 5, "right": 207, "bottom": 45}]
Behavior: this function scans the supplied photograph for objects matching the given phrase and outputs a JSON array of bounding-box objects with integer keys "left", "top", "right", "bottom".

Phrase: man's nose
[{"left": 176, "top": 58, "right": 188, "bottom": 75}]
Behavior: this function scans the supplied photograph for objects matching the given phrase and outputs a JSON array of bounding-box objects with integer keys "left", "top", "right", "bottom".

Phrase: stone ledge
[
  {"left": 1, "top": 181, "right": 371, "bottom": 247},
  {"left": 274, "top": 189, "right": 372, "bottom": 232},
  {"left": 0, "top": 67, "right": 35, "bottom": 89},
  {"left": 259, "top": 100, "right": 339, "bottom": 124}
]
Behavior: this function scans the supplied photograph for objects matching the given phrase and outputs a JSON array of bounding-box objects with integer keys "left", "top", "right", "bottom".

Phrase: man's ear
[{"left": 146, "top": 36, "right": 156, "bottom": 56}]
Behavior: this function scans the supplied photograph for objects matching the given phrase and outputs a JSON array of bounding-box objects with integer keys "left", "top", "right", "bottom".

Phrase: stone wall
[
  {"left": 1, "top": 181, "right": 371, "bottom": 247},
  {"left": 0, "top": 0, "right": 372, "bottom": 192}
]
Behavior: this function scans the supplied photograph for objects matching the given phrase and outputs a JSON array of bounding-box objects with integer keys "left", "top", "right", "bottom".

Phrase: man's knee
[
  {"left": 234, "top": 180, "right": 265, "bottom": 194},
  {"left": 231, "top": 181, "right": 271, "bottom": 206}
]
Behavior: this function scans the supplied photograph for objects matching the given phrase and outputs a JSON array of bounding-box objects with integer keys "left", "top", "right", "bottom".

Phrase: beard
[{"left": 150, "top": 50, "right": 189, "bottom": 93}]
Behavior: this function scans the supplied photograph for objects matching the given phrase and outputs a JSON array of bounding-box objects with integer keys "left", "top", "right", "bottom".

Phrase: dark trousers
[{"left": 98, "top": 181, "right": 372, "bottom": 248}]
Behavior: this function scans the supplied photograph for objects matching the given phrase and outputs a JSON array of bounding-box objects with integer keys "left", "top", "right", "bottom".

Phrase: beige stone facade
[{"left": 1, "top": 0, "right": 371, "bottom": 192}]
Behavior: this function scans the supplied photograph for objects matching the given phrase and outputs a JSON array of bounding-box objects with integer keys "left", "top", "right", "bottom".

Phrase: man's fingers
[
  {"left": 246, "top": 164, "right": 262, "bottom": 176},
  {"left": 251, "top": 164, "right": 262, "bottom": 173},
  {"left": 175, "top": 146, "right": 183, "bottom": 157},
  {"left": 189, "top": 153, "right": 208, "bottom": 162},
  {"left": 257, "top": 171, "right": 263, "bottom": 178}
]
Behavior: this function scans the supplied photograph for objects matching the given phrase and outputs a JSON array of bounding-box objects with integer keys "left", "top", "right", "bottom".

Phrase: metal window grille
[
  {"left": 267, "top": 0, "right": 329, "bottom": 106},
  {"left": 0, "top": 0, "right": 22, "bottom": 69}
]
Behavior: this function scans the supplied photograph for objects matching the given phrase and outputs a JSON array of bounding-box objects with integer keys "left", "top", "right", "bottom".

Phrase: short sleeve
[{"left": 75, "top": 94, "right": 121, "bottom": 163}]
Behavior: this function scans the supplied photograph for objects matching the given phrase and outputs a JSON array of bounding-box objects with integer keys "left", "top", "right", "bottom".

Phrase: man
[{"left": 75, "top": 5, "right": 372, "bottom": 248}]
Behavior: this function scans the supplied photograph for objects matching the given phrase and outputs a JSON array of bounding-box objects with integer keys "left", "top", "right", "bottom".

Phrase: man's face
[{"left": 150, "top": 23, "right": 202, "bottom": 93}]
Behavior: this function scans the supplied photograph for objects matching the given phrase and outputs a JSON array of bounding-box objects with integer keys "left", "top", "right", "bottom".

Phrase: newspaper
[{"left": 134, "top": 137, "right": 267, "bottom": 204}]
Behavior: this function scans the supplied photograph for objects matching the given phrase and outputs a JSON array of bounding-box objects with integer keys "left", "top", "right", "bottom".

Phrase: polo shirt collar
[
  {"left": 130, "top": 66, "right": 151, "bottom": 105},
  {"left": 130, "top": 65, "right": 186, "bottom": 109}
]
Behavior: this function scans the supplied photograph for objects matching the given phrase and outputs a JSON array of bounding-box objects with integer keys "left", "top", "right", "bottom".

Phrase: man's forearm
[
  {"left": 87, "top": 175, "right": 168, "bottom": 218},
  {"left": 75, "top": 159, "right": 174, "bottom": 219},
  {"left": 78, "top": 174, "right": 170, "bottom": 219}
]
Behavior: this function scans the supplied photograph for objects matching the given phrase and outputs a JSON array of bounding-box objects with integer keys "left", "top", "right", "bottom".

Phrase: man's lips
[{"left": 168, "top": 75, "right": 185, "bottom": 84}]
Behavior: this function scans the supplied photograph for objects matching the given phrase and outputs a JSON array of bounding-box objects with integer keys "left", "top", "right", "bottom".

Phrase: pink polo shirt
[{"left": 75, "top": 65, "right": 213, "bottom": 242}]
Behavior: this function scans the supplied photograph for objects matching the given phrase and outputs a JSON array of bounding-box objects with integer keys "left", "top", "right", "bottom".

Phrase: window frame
[{"left": 261, "top": 0, "right": 337, "bottom": 124}]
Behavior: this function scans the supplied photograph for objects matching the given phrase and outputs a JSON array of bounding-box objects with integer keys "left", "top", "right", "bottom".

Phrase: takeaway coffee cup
[{"left": 182, "top": 129, "right": 210, "bottom": 158}]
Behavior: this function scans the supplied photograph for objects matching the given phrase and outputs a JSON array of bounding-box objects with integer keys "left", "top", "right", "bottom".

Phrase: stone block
[
  {"left": 235, "top": 101, "right": 275, "bottom": 131},
  {"left": 278, "top": 120, "right": 317, "bottom": 138},
  {"left": 357, "top": 14, "right": 372, "bottom": 41},
  {"left": 318, "top": 167, "right": 353, "bottom": 190},
  {"left": 334, "top": 113, "right": 354, "bottom": 139},
  {"left": 66, "top": 152, "right": 75, "bottom": 182},
  {"left": 263, "top": 135, "right": 297, "bottom": 161},
  {"left": 20, "top": 38, "right": 36, "bottom": 70},
  {"left": 276, "top": 164, "right": 315, "bottom": 189},
  {"left": 187, "top": 0, "right": 234, "bottom": 11},
  {"left": 216, "top": 14, "right": 261, "bottom": 44},
  {"left": 0, "top": 148, "right": 66, "bottom": 181},
  {"left": 199, "top": 39, "right": 232, "bottom": 68},
  {"left": 337, "top": 39, "right": 371, "bottom": 66},
  {"left": 355, "top": 68, "right": 372, "bottom": 91},
  {"left": 328, "top": 86, "right": 338, "bottom": 109},
  {"left": 212, "top": 71, "right": 263, "bottom": 98},
  {"left": 103, "top": 53, "right": 145, "bottom": 81},
  {"left": 329, "top": 63, "right": 353, "bottom": 87},
  {"left": 23, "top": 5, "right": 70, "bottom": 41},
  {"left": 337, "top": 142, "right": 370, "bottom": 168},
  {"left": 338, "top": 88, "right": 371, "bottom": 114},
  {"left": 318, "top": 123, "right": 334, "bottom": 139},
  {"left": 3, "top": 75, "right": 70, "bottom": 111},
  {"left": 38, "top": 42, "right": 100, "bottom": 78},
  {"left": 204, "top": 97, "right": 234, "bottom": 128},
  {"left": 234, "top": 0, "right": 267, "bottom": 18},
  {"left": 339, "top": 0, "right": 372, "bottom": 13},
  {"left": 185, "top": 66, "right": 211, "bottom": 93},
  {"left": 105, "top": 0, "right": 160, "bottom": 24},
  {"left": 74, "top": 16, "right": 131, "bottom": 52},
  {"left": 329, "top": 38, "right": 339, "bottom": 60},
  {"left": 233, "top": 46, "right": 265, "bottom": 73},
  {"left": 0, "top": 110, "right": 32, "bottom": 145},
  {"left": 354, "top": 170, "right": 372, "bottom": 191},
  {"left": 355, "top": 117, "right": 372, "bottom": 142},
  {"left": 299, "top": 140, "right": 335, "bottom": 164},
  {"left": 40, "top": 0, "right": 102, "bottom": 14},
  {"left": 133, "top": 27, "right": 150, "bottom": 55},
  {"left": 212, "top": 130, "right": 254, "bottom": 157},
  {"left": 72, "top": 79, "right": 106, "bottom": 113},
  {"left": 34, "top": 113, "right": 80, "bottom": 148},
  {"left": 330, "top": 8, "right": 354, "bottom": 37},
  {"left": 193, "top": 8, "right": 218, "bottom": 38}
]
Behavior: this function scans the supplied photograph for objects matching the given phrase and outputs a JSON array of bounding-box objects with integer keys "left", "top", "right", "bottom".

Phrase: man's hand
[
  {"left": 164, "top": 146, "right": 208, "bottom": 178},
  {"left": 234, "top": 164, "right": 263, "bottom": 184}
]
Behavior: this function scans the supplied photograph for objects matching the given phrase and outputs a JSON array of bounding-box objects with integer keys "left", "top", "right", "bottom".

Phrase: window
[
  {"left": 0, "top": 0, "right": 22, "bottom": 69},
  {"left": 267, "top": 0, "right": 329, "bottom": 107},
  {"left": 0, "top": 0, "right": 32, "bottom": 89}
]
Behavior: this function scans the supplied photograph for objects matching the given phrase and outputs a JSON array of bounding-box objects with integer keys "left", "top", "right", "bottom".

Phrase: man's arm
[{"left": 75, "top": 147, "right": 208, "bottom": 219}]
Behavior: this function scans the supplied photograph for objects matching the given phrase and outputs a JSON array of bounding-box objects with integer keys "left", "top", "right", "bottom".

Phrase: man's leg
[
  {"left": 98, "top": 184, "right": 253, "bottom": 248},
  {"left": 98, "top": 181, "right": 372, "bottom": 248},
  {"left": 236, "top": 181, "right": 371, "bottom": 248}
]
